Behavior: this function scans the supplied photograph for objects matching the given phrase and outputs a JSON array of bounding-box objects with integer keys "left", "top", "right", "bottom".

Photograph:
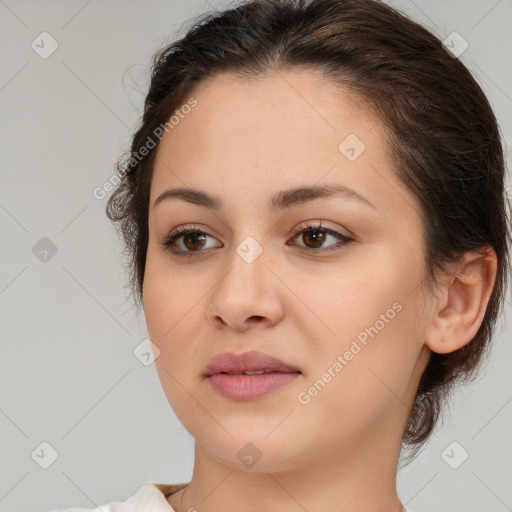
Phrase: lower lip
[{"left": 208, "top": 372, "right": 300, "bottom": 400}]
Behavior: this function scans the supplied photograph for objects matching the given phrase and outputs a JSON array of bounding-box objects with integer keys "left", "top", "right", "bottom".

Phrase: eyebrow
[{"left": 153, "top": 183, "right": 376, "bottom": 211}]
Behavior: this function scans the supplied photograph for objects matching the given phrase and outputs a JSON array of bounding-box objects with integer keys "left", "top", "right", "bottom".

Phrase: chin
[{"left": 198, "top": 432, "right": 304, "bottom": 474}]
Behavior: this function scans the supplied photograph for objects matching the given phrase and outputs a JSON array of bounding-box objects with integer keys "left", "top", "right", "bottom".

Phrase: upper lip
[{"left": 204, "top": 350, "right": 301, "bottom": 376}]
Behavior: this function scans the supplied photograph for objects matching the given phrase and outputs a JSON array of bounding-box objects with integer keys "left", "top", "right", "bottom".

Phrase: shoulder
[{"left": 49, "top": 482, "right": 188, "bottom": 512}]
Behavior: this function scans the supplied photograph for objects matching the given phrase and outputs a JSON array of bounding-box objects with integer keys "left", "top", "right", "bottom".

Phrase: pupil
[
  {"left": 185, "top": 232, "right": 206, "bottom": 250},
  {"left": 304, "top": 229, "right": 325, "bottom": 248}
]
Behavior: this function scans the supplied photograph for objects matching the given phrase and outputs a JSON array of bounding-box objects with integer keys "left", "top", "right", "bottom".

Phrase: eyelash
[{"left": 161, "top": 221, "right": 354, "bottom": 258}]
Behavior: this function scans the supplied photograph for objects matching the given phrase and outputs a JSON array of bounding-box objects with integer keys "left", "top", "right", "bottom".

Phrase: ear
[{"left": 425, "top": 247, "right": 498, "bottom": 354}]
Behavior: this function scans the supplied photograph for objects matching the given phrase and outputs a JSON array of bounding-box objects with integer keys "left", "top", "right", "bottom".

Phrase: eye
[
  {"left": 161, "top": 220, "right": 353, "bottom": 258},
  {"left": 288, "top": 221, "right": 353, "bottom": 252},
  {"left": 161, "top": 224, "right": 221, "bottom": 258}
]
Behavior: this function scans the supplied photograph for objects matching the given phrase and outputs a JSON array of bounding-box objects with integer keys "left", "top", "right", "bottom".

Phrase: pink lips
[{"left": 204, "top": 350, "right": 301, "bottom": 400}]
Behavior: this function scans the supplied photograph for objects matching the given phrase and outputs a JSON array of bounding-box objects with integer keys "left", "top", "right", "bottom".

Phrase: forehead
[
  {"left": 157, "top": 68, "right": 377, "bottom": 154},
  {"left": 150, "top": 69, "right": 415, "bottom": 221}
]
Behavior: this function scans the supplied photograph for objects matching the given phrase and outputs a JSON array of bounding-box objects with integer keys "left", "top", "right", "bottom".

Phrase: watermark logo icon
[
  {"left": 31, "top": 32, "right": 59, "bottom": 59},
  {"left": 441, "top": 441, "right": 469, "bottom": 469},
  {"left": 134, "top": 338, "right": 161, "bottom": 366},
  {"left": 236, "top": 236, "right": 263, "bottom": 264},
  {"left": 442, "top": 32, "right": 469, "bottom": 59},
  {"left": 237, "top": 442, "right": 262, "bottom": 468},
  {"left": 31, "top": 441, "right": 59, "bottom": 469},
  {"left": 32, "top": 237, "right": 58, "bottom": 263},
  {"left": 338, "top": 134, "right": 366, "bottom": 161}
]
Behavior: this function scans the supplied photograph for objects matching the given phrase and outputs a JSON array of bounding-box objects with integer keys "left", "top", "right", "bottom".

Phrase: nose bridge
[
  {"left": 219, "top": 234, "right": 268, "bottom": 299},
  {"left": 208, "top": 233, "right": 283, "bottom": 329}
]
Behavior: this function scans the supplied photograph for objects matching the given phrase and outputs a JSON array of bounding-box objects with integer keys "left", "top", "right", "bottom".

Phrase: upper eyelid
[{"left": 166, "top": 221, "right": 346, "bottom": 238}]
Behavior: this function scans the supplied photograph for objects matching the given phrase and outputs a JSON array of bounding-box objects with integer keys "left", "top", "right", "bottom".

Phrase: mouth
[
  {"left": 207, "top": 371, "right": 301, "bottom": 400},
  {"left": 212, "top": 369, "right": 299, "bottom": 376},
  {"left": 204, "top": 350, "right": 301, "bottom": 377},
  {"left": 204, "top": 350, "right": 301, "bottom": 400}
]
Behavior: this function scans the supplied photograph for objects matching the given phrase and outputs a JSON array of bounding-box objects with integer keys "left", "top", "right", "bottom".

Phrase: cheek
[
  {"left": 143, "top": 264, "right": 205, "bottom": 415},
  {"left": 289, "top": 259, "right": 401, "bottom": 344},
  {"left": 142, "top": 251, "right": 217, "bottom": 374},
  {"left": 143, "top": 247, "right": 192, "bottom": 334},
  {"left": 292, "top": 255, "right": 421, "bottom": 384},
  {"left": 143, "top": 253, "right": 194, "bottom": 363}
]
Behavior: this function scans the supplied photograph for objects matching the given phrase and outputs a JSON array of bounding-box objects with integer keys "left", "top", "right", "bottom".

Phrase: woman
[{"left": 55, "top": 0, "right": 510, "bottom": 510}]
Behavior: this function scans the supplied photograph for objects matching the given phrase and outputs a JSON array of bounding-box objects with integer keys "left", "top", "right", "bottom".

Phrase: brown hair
[{"left": 106, "top": 0, "right": 511, "bottom": 461}]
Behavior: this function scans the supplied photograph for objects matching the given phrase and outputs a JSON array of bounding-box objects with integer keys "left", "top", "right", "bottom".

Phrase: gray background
[{"left": 1, "top": 1, "right": 511, "bottom": 511}]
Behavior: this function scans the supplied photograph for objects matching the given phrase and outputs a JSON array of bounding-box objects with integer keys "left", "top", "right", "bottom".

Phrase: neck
[{"left": 170, "top": 414, "right": 407, "bottom": 512}]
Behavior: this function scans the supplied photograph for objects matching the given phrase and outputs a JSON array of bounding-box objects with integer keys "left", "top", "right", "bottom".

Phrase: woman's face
[{"left": 143, "top": 69, "right": 432, "bottom": 472}]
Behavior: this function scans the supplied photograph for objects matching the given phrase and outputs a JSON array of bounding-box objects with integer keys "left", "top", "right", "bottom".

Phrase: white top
[
  {"left": 51, "top": 483, "right": 186, "bottom": 512},
  {"left": 51, "top": 482, "right": 414, "bottom": 512}
]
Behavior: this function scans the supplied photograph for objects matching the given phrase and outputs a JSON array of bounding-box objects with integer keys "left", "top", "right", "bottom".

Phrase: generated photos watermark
[
  {"left": 297, "top": 301, "right": 403, "bottom": 405},
  {"left": 93, "top": 97, "right": 198, "bottom": 200}
]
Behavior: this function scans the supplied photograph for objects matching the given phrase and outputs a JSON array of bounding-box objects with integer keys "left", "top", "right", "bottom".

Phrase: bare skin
[{"left": 141, "top": 69, "right": 497, "bottom": 512}]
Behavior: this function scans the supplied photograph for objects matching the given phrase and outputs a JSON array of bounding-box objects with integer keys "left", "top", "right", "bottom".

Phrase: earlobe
[{"left": 424, "top": 247, "right": 497, "bottom": 355}]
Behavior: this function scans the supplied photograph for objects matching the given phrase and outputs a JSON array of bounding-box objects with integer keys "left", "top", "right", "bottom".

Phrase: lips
[{"left": 204, "top": 350, "right": 301, "bottom": 376}]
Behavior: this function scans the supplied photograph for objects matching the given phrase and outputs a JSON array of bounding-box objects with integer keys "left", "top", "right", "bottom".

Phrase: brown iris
[
  {"left": 183, "top": 232, "right": 208, "bottom": 251},
  {"left": 301, "top": 229, "right": 326, "bottom": 249}
]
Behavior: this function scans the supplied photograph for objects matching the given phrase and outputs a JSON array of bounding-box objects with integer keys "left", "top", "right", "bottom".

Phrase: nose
[{"left": 207, "top": 245, "right": 285, "bottom": 331}]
